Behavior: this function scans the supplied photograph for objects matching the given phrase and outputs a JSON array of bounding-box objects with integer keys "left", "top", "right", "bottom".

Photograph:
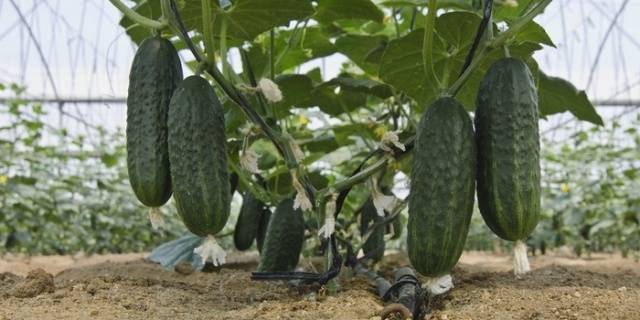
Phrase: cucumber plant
[{"left": 112, "top": 0, "right": 604, "bottom": 295}]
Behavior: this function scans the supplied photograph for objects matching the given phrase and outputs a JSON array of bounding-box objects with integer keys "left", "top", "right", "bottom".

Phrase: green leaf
[
  {"left": 538, "top": 72, "right": 604, "bottom": 126},
  {"left": 335, "top": 34, "right": 388, "bottom": 75},
  {"left": 315, "top": 0, "right": 384, "bottom": 24},
  {"left": 322, "top": 77, "right": 393, "bottom": 99},
  {"left": 210, "top": 0, "right": 314, "bottom": 41},
  {"left": 379, "top": 29, "right": 438, "bottom": 109},
  {"left": 273, "top": 74, "right": 314, "bottom": 119},
  {"left": 512, "top": 21, "right": 555, "bottom": 47},
  {"left": 100, "top": 153, "right": 119, "bottom": 168},
  {"left": 378, "top": 0, "right": 474, "bottom": 10},
  {"left": 276, "top": 27, "right": 336, "bottom": 72}
]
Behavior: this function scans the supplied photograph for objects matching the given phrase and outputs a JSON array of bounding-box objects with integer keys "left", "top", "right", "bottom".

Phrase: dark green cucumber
[
  {"left": 256, "top": 207, "right": 272, "bottom": 254},
  {"left": 360, "top": 198, "right": 385, "bottom": 262},
  {"left": 258, "top": 198, "right": 304, "bottom": 271},
  {"left": 167, "top": 75, "right": 230, "bottom": 237},
  {"left": 233, "top": 192, "right": 265, "bottom": 251},
  {"left": 126, "top": 36, "right": 182, "bottom": 207},
  {"left": 407, "top": 97, "right": 476, "bottom": 277},
  {"left": 475, "top": 58, "right": 540, "bottom": 241}
]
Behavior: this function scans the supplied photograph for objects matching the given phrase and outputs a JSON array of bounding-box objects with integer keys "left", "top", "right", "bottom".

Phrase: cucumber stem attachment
[{"left": 108, "top": 0, "right": 167, "bottom": 30}]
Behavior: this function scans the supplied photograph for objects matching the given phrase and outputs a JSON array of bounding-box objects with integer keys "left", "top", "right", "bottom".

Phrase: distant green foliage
[{"left": 0, "top": 84, "right": 184, "bottom": 255}]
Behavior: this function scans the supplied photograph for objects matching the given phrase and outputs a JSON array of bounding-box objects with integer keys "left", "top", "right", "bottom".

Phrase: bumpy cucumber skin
[
  {"left": 360, "top": 198, "right": 385, "bottom": 262},
  {"left": 126, "top": 37, "right": 182, "bottom": 207},
  {"left": 408, "top": 97, "right": 476, "bottom": 277},
  {"left": 167, "top": 76, "right": 230, "bottom": 237},
  {"left": 258, "top": 198, "right": 304, "bottom": 272},
  {"left": 475, "top": 58, "right": 541, "bottom": 241},
  {"left": 233, "top": 192, "right": 264, "bottom": 251},
  {"left": 256, "top": 208, "right": 272, "bottom": 254}
]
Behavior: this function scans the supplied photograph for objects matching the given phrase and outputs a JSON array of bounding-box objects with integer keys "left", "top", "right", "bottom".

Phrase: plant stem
[
  {"left": 422, "top": 0, "right": 440, "bottom": 88},
  {"left": 328, "top": 157, "right": 389, "bottom": 193},
  {"left": 220, "top": 16, "right": 229, "bottom": 77},
  {"left": 446, "top": 0, "right": 551, "bottom": 97},
  {"left": 270, "top": 29, "right": 276, "bottom": 80},
  {"left": 491, "top": 0, "right": 553, "bottom": 48},
  {"left": 109, "top": 0, "right": 167, "bottom": 30},
  {"left": 201, "top": 0, "right": 216, "bottom": 66}
]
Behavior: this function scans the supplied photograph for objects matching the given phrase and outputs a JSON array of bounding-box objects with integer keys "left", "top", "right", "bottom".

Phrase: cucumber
[
  {"left": 475, "top": 58, "right": 540, "bottom": 241},
  {"left": 167, "top": 75, "right": 230, "bottom": 237},
  {"left": 258, "top": 198, "right": 304, "bottom": 271},
  {"left": 407, "top": 97, "right": 476, "bottom": 278},
  {"left": 256, "top": 207, "right": 272, "bottom": 254},
  {"left": 360, "top": 198, "right": 385, "bottom": 262},
  {"left": 126, "top": 36, "right": 182, "bottom": 207},
  {"left": 233, "top": 192, "right": 264, "bottom": 251}
]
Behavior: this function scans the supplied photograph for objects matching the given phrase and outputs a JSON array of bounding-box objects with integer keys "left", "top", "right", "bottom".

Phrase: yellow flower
[
  {"left": 297, "top": 115, "right": 309, "bottom": 126},
  {"left": 561, "top": 183, "right": 570, "bottom": 193},
  {"left": 0, "top": 175, "right": 7, "bottom": 185},
  {"left": 374, "top": 126, "right": 387, "bottom": 138}
]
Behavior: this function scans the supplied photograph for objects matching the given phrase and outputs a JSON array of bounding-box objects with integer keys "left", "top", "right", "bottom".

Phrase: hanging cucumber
[
  {"left": 408, "top": 97, "right": 476, "bottom": 295},
  {"left": 256, "top": 207, "right": 272, "bottom": 254},
  {"left": 258, "top": 198, "right": 304, "bottom": 272},
  {"left": 233, "top": 192, "right": 265, "bottom": 251},
  {"left": 168, "top": 75, "right": 231, "bottom": 266},
  {"left": 475, "top": 58, "right": 540, "bottom": 275},
  {"left": 360, "top": 198, "right": 385, "bottom": 262},
  {"left": 126, "top": 36, "right": 182, "bottom": 228}
]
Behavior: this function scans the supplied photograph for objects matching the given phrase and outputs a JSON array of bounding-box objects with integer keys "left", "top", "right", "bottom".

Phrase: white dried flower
[
  {"left": 380, "top": 131, "right": 405, "bottom": 153},
  {"left": 148, "top": 207, "right": 165, "bottom": 230},
  {"left": 318, "top": 216, "right": 335, "bottom": 239},
  {"left": 240, "top": 149, "right": 260, "bottom": 174},
  {"left": 292, "top": 171, "right": 312, "bottom": 211},
  {"left": 319, "top": 193, "right": 338, "bottom": 239},
  {"left": 425, "top": 274, "right": 453, "bottom": 295},
  {"left": 370, "top": 177, "right": 395, "bottom": 217},
  {"left": 258, "top": 78, "right": 283, "bottom": 103},
  {"left": 193, "top": 235, "right": 226, "bottom": 266}
]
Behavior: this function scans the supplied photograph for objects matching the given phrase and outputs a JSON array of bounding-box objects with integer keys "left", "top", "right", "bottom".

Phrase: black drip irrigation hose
[{"left": 250, "top": 235, "right": 342, "bottom": 286}]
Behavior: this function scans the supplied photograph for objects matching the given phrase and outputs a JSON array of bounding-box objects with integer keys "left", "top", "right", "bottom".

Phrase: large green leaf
[
  {"left": 315, "top": 0, "right": 384, "bottom": 24},
  {"left": 379, "top": 29, "right": 438, "bottom": 110},
  {"left": 538, "top": 72, "right": 604, "bottom": 126},
  {"left": 335, "top": 34, "right": 388, "bottom": 75},
  {"left": 276, "top": 27, "right": 336, "bottom": 72},
  {"left": 512, "top": 21, "right": 556, "bottom": 47},
  {"left": 273, "top": 74, "right": 315, "bottom": 119},
  {"left": 206, "top": 0, "right": 314, "bottom": 41}
]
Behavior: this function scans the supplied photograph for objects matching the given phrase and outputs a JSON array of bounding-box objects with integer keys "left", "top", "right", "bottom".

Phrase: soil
[{"left": 0, "top": 251, "right": 638, "bottom": 320}]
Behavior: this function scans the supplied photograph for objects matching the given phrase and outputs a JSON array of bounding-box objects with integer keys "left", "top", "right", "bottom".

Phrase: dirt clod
[
  {"left": 11, "top": 268, "right": 55, "bottom": 298},
  {"left": 174, "top": 261, "right": 193, "bottom": 275}
]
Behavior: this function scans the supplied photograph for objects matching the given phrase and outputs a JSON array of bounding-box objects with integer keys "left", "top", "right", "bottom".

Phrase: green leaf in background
[
  {"left": 538, "top": 72, "right": 604, "bottom": 126},
  {"left": 273, "top": 74, "right": 314, "bottom": 119},
  {"left": 315, "top": 0, "right": 384, "bottom": 24},
  {"left": 335, "top": 34, "right": 388, "bottom": 75},
  {"left": 276, "top": 27, "right": 336, "bottom": 72},
  {"left": 322, "top": 77, "right": 393, "bottom": 99},
  {"left": 210, "top": 0, "right": 314, "bottom": 41},
  {"left": 378, "top": 0, "right": 474, "bottom": 10}
]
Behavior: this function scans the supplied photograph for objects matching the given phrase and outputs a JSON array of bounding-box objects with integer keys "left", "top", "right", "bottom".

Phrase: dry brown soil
[{"left": 0, "top": 251, "right": 638, "bottom": 320}]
